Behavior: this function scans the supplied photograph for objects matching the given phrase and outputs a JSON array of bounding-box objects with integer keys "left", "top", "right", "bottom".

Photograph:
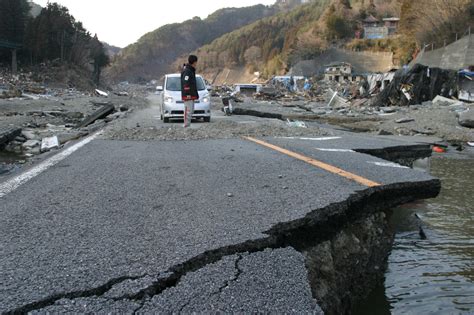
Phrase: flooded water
[
  {"left": 359, "top": 155, "right": 474, "bottom": 314},
  {"left": 0, "top": 151, "right": 24, "bottom": 175}
]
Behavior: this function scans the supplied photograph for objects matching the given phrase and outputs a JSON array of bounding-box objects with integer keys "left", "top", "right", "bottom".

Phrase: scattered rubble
[{"left": 0, "top": 74, "right": 146, "bottom": 174}]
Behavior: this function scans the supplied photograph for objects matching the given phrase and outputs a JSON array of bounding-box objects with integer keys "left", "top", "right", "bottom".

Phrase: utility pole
[
  {"left": 0, "top": 40, "right": 22, "bottom": 75},
  {"left": 12, "top": 49, "right": 18, "bottom": 76}
]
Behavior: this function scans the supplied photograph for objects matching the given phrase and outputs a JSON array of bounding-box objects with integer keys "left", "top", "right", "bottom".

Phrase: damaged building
[
  {"left": 362, "top": 15, "right": 400, "bottom": 39},
  {"left": 367, "top": 70, "right": 397, "bottom": 94},
  {"left": 324, "top": 62, "right": 364, "bottom": 83}
]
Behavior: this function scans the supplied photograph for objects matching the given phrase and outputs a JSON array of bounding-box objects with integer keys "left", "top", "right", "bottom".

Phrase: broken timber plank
[{"left": 76, "top": 105, "right": 115, "bottom": 128}]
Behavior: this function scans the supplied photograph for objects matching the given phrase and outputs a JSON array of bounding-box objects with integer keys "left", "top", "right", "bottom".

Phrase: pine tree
[
  {"left": 0, "top": 0, "right": 30, "bottom": 44},
  {"left": 89, "top": 34, "right": 109, "bottom": 86}
]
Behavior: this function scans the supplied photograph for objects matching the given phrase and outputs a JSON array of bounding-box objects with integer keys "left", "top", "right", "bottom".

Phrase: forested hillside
[
  {"left": 106, "top": 5, "right": 278, "bottom": 82},
  {"left": 0, "top": 1, "right": 109, "bottom": 86},
  {"left": 186, "top": 0, "right": 402, "bottom": 78}
]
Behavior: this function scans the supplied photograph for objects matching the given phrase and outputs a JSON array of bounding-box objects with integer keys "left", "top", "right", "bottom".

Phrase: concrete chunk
[
  {"left": 22, "top": 140, "right": 41, "bottom": 149},
  {"left": 458, "top": 110, "right": 474, "bottom": 128},
  {"left": 41, "top": 136, "right": 60, "bottom": 152}
]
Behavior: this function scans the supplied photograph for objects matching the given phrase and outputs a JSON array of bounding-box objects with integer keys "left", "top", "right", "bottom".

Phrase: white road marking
[
  {"left": 368, "top": 161, "right": 409, "bottom": 169},
  {"left": 315, "top": 148, "right": 355, "bottom": 152},
  {"left": 0, "top": 132, "right": 101, "bottom": 198},
  {"left": 279, "top": 137, "right": 342, "bottom": 141}
]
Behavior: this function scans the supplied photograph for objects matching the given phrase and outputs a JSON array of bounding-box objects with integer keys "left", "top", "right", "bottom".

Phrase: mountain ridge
[{"left": 106, "top": 4, "right": 279, "bottom": 82}]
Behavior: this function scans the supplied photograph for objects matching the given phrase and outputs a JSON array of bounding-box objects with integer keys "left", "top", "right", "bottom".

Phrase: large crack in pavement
[
  {"left": 5, "top": 177, "right": 440, "bottom": 314},
  {"left": 5, "top": 274, "right": 148, "bottom": 315},
  {"left": 214, "top": 254, "right": 244, "bottom": 295}
]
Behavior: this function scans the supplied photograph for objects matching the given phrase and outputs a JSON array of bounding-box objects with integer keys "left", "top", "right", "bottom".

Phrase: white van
[{"left": 157, "top": 74, "right": 211, "bottom": 123}]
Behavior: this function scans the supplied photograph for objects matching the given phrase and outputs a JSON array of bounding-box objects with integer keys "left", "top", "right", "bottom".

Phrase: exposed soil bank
[{"left": 304, "top": 212, "right": 392, "bottom": 315}]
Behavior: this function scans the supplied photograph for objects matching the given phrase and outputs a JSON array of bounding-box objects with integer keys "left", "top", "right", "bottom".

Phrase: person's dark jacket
[{"left": 181, "top": 64, "right": 199, "bottom": 101}]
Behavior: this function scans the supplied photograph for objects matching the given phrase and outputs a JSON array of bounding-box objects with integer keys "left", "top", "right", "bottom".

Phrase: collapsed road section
[{"left": 0, "top": 135, "right": 440, "bottom": 314}]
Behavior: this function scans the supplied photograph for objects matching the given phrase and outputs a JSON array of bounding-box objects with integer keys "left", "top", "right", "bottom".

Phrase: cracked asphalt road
[{"left": 0, "top": 99, "right": 440, "bottom": 313}]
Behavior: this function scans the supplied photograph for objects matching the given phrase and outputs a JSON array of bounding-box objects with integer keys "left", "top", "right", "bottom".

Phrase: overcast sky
[{"left": 33, "top": 0, "right": 275, "bottom": 47}]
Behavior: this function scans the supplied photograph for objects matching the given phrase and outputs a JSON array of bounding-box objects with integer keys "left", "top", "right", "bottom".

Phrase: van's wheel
[
  {"left": 204, "top": 117, "right": 211, "bottom": 123},
  {"left": 163, "top": 117, "right": 170, "bottom": 123}
]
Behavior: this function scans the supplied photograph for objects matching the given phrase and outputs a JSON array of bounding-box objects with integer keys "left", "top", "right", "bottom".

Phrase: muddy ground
[{"left": 232, "top": 97, "right": 474, "bottom": 147}]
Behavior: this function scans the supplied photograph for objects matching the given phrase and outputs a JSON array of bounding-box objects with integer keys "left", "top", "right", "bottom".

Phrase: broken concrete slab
[
  {"left": 232, "top": 107, "right": 283, "bottom": 120},
  {"left": 41, "top": 136, "right": 59, "bottom": 152},
  {"left": 432, "top": 95, "right": 463, "bottom": 106},
  {"left": 381, "top": 107, "right": 397, "bottom": 113},
  {"left": 76, "top": 105, "right": 115, "bottom": 128},
  {"left": 396, "top": 118, "right": 415, "bottom": 124},
  {"left": 90, "top": 100, "right": 112, "bottom": 106},
  {"left": 22, "top": 140, "right": 41, "bottom": 149},
  {"left": 95, "top": 89, "right": 108, "bottom": 97},
  {"left": 458, "top": 110, "right": 474, "bottom": 128},
  {"left": 0, "top": 128, "right": 22, "bottom": 146},
  {"left": 86, "top": 120, "right": 107, "bottom": 133},
  {"left": 57, "top": 131, "right": 89, "bottom": 145}
]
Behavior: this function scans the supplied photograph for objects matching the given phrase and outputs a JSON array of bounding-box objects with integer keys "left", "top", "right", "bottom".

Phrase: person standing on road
[{"left": 181, "top": 55, "right": 199, "bottom": 128}]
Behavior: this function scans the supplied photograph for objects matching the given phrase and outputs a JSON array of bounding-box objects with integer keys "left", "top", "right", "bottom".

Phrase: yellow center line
[{"left": 244, "top": 136, "right": 381, "bottom": 188}]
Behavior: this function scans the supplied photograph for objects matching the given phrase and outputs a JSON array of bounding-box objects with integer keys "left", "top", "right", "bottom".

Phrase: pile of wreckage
[
  {"left": 210, "top": 63, "right": 473, "bottom": 136},
  {"left": 223, "top": 63, "right": 472, "bottom": 117}
]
